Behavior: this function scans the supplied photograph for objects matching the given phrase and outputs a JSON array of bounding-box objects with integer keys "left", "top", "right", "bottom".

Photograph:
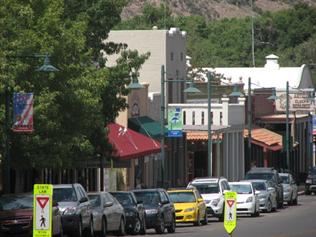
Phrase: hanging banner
[
  {"left": 12, "top": 92, "right": 34, "bottom": 133},
  {"left": 167, "top": 107, "right": 183, "bottom": 137}
]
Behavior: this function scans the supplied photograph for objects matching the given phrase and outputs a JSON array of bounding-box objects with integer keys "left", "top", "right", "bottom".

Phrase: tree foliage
[{"left": 0, "top": 0, "right": 149, "bottom": 168}]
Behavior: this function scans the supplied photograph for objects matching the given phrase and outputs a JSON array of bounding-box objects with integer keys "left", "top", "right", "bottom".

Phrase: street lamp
[
  {"left": 268, "top": 81, "right": 290, "bottom": 169},
  {"left": 160, "top": 65, "right": 200, "bottom": 187},
  {"left": 3, "top": 54, "right": 58, "bottom": 193},
  {"left": 206, "top": 72, "right": 212, "bottom": 177}
]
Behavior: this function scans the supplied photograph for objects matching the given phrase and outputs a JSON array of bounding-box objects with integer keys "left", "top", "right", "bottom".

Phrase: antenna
[{"left": 251, "top": 0, "right": 255, "bottom": 67}]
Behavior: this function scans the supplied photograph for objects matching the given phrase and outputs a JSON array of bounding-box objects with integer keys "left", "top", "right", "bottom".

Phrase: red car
[{"left": 0, "top": 193, "right": 63, "bottom": 237}]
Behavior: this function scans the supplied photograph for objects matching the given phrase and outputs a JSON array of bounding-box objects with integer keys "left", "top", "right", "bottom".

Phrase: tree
[{"left": 0, "top": 0, "right": 149, "bottom": 169}]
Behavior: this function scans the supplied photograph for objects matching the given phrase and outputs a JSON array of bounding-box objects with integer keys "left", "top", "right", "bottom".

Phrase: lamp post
[
  {"left": 160, "top": 65, "right": 200, "bottom": 187},
  {"left": 206, "top": 72, "right": 212, "bottom": 177},
  {"left": 248, "top": 78, "right": 252, "bottom": 167},
  {"left": 3, "top": 54, "right": 58, "bottom": 193}
]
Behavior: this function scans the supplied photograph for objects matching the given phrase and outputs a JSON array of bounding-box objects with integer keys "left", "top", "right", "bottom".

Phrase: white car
[
  {"left": 245, "top": 179, "right": 277, "bottom": 213},
  {"left": 187, "top": 177, "right": 230, "bottom": 221},
  {"left": 229, "top": 181, "right": 260, "bottom": 217}
]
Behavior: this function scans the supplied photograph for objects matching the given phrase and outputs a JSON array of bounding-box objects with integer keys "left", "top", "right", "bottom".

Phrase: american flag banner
[{"left": 12, "top": 92, "right": 34, "bottom": 133}]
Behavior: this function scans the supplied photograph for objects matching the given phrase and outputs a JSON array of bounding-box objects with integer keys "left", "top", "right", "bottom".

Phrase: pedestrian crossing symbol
[
  {"left": 224, "top": 191, "right": 237, "bottom": 234},
  {"left": 33, "top": 184, "right": 53, "bottom": 237}
]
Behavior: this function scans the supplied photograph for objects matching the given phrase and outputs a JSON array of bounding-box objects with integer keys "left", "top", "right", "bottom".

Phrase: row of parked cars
[{"left": 0, "top": 167, "right": 306, "bottom": 236}]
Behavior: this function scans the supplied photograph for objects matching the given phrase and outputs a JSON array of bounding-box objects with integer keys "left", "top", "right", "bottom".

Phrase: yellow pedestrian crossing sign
[
  {"left": 224, "top": 191, "right": 237, "bottom": 235},
  {"left": 33, "top": 184, "right": 53, "bottom": 237}
]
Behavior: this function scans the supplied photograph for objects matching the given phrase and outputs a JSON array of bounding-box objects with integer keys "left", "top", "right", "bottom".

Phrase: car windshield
[
  {"left": 280, "top": 175, "right": 290, "bottom": 184},
  {"left": 111, "top": 193, "right": 134, "bottom": 206},
  {"left": 53, "top": 188, "right": 77, "bottom": 202},
  {"left": 230, "top": 184, "right": 252, "bottom": 194},
  {"left": 134, "top": 192, "right": 160, "bottom": 205},
  {"left": 168, "top": 192, "right": 196, "bottom": 203},
  {"left": 190, "top": 183, "right": 219, "bottom": 194},
  {"left": 245, "top": 173, "right": 274, "bottom": 181},
  {"left": 308, "top": 167, "right": 316, "bottom": 175},
  {"left": 88, "top": 195, "right": 101, "bottom": 207},
  {"left": 0, "top": 194, "right": 33, "bottom": 211},
  {"left": 252, "top": 182, "right": 266, "bottom": 191}
]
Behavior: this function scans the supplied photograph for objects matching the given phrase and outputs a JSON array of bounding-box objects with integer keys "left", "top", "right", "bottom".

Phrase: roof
[
  {"left": 244, "top": 128, "right": 282, "bottom": 151},
  {"left": 186, "top": 132, "right": 222, "bottom": 141},
  {"left": 128, "top": 116, "right": 162, "bottom": 140},
  {"left": 198, "top": 55, "right": 313, "bottom": 90},
  {"left": 107, "top": 123, "right": 161, "bottom": 159},
  {"left": 257, "top": 114, "right": 310, "bottom": 122}
]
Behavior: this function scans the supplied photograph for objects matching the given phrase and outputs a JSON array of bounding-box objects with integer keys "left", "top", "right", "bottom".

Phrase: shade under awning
[
  {"left": 128, "top": 116, "right": 164, "bottom": 139},
  {"left": 107, "top": 123, "right": 161, "bottom": 159}
]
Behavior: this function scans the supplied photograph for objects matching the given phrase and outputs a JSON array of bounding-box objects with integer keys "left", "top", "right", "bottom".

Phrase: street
[{"left": 133, "top": 195, "right": 316, "bottom": 237}]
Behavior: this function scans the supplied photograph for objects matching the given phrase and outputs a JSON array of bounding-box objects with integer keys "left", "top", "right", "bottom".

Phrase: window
[
  {"left": 170, "top": 52, "right": 174, "bottom": 61},
  {"left": 183, "top": 111, "right": 186, "bottom": 125},
  {"left": 180, "top": 52, "right": 183, "bottom": 61},
  {"left": 201, "top": 111, "right": 205, "bottom": 125},
  {"left": 192, "top": 111, "right": 195, "bottom": 125},
  {"left": 211, "top": 112, "right": 213, "bottom": 124},
  {"left": 160, "top": 191, "right": 169, "bottom": 203},
  {"left": 220, "top": 112, "right": 223, "bottom": 125}
]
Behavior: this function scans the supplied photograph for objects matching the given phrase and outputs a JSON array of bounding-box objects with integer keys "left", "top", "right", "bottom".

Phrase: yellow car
[{"left": 168, "top": 188, "right": 207, "bottom": 226}]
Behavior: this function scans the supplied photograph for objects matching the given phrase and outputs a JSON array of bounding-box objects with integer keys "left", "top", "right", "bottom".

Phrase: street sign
[
  {"left": 167, "top": 107, "right": 183, "bottom": 137},
  {"left": 224, "top": 191, "right": 237, "bottom": 235},
  {"left": 33, "top": 184, "right": 53, "bottom": 237}
]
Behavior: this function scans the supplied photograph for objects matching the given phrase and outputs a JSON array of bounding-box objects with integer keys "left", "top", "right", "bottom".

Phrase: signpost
[
  {"left": 33, "top": 184, "right": 53, "bottom": 237},
  {"left": 224, "top": 191, "right": 237, "bottom": 236},
  {"left": 167, "top": 107, "right": 183, "bottom": 137}
]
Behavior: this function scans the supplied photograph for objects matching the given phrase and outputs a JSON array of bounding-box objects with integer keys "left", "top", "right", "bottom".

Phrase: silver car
[
  {"left": 88, "top": 192, "right": 126, "bottom": 237},
  {"left": 245, "top": 179, "right": 277, "bottom": 213},
  {"left": 279, "top": 173, "right": 298, "bottom": 205}
]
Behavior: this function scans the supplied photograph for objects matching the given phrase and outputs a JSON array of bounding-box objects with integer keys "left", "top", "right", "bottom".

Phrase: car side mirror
[
  {"left": 197, "top": 198, "right": 204, "bottom": 203},
  {"left": 52, "top": 200, "right": 58, "bottom": 207},
  {"left": 79, "top": 197, "right": 88, "bottom": 203},
  {"left": 137, "top": 200, "right": 143, "bottom": 204},
  {"left": 104, "top": 201, "right": 113, "bottom": 207},
  {"left": 161, "top": 200, "right": 169, "bottom": 205}
]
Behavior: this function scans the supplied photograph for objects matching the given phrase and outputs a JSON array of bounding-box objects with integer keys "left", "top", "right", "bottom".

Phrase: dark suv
[
  {"left": 53, "top": 183, "right": 94, "bottom": 237},
  {"left": 305, "top": 166, "right": 316, "bottom": 195},
  {"left": 132, "top": 189, "right": 176, "bottom": 234},
  {"left": 245, "top": 167, "right": 284, "bottom": 208}
]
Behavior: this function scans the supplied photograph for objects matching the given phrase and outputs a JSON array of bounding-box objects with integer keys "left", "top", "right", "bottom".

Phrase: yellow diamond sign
[{"left": 224, "top": 191, "right": 237, "bottom": 234}]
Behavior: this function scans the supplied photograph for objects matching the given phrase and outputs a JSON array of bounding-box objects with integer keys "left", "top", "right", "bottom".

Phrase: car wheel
[
  {"left": 305, "top": 189, "right": 311, "bottom": 195},
  {"left": 194, "top": 212, "right": 201, "bottom": 226},
  {"left": 167, "top": 216, "right": 176, "bottom": 233},
  {"left": 100, "top": 217, "right": 107, "bottom": 237},
  {"left": 155, "top": 216, "right": 165, "bottom": 234},
  {"left": 139, "top": 216, "right": 146, "bottom": 235},
  {"left": 293, "top": 196, "right": 298, "bottom": 205},
  {"left": 201, "top": 212, "right": 208, "bottom": 225},
  {"left": 115, "top": 217, "right": 125, "bottom": 236},
  {"left": 73, "top": 219, "right": 83, "bottom": 237},
  {"left": 266, "top": 199, "right": 272, "bottom": 213},
  {"left": 131, "top": 217, "right": 141, "bottom": 235}
]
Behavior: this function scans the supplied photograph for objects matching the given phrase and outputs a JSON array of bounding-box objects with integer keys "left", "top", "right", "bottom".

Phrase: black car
[
  {"left": 132, "top": 189, "right": 176, "bottom": 234},
  {"left": 53, "top": 183, "right": 94, "bottom": 237},
  {"left": 110, "top": 191, "right": 146, "bottom": 235},
  {"left": 245, "top": 167, "right": 284, "bottom": 208},
  {"left": 305, "top": 166, "right": 316, "bottom": 195}
]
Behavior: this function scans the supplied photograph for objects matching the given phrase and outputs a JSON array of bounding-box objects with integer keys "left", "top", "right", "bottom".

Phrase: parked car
[
  {"left": 53, "top": 183, "right": 94, "bottom": 237},
  {"left": 279, "top": 173, "right": 298, "bottom": 205},
  {"left": 0, "top": 193, "right": 63, "bottom": 237},
  {"left": 229, "top": 181, "right": 260, "bottom": 217},
  {"left": 132, "top": 189, "right": 175, "bottom": 234},
  {"left": 305, "top": 166, "right": 316, "bottom": 195},
  {"left": 187, "top": 177, "right": 230, "bottom": 221},
  {"left": 88, "top": 192, "right": 125, "bottom": 237},
  {"left": 110, "top": 191, "right": 146, "bottom": 235},
  {"left": 245, "top": 167, "right": 284, "bottom": 208},
  {"left": 245, "top": 179, "right": 277, "bottom": 213},
  {"left": 167, "top": 187, "right": 207, "bottom": 226}
]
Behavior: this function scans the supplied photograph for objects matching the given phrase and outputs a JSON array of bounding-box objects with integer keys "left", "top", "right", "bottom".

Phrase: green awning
[{"left": 128, "top": 116, "right": 164, "bottom": 140}]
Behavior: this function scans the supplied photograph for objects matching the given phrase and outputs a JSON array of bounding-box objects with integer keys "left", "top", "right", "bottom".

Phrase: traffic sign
[
  {"left": 33, "top": 184, "right": 53, "bottom": 237},
  {"left": 224, "top": 191, "right": 237, "bottom": 235}
]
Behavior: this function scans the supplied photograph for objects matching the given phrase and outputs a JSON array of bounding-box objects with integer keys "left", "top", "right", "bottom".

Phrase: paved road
[{"left": 135, "top": 194, "right": 316, "bottom": 237}]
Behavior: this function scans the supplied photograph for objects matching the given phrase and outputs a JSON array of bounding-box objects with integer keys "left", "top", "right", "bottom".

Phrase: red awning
[{"left": 107, "top": 123, "right": 161, "bottom": 159}]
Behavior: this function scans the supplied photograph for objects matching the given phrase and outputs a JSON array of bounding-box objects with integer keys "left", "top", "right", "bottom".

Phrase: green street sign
[
  {"left": 224, "top": 191, "right": 237, "bottom": 234},
  {"left": 33, "top": 184, "right": 53, "bottom": 237},
  {"left": 167, "top": 107, "right": 183, "bottom": 137}
]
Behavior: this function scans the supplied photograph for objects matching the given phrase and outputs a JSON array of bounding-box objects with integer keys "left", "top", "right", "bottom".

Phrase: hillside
[{"left": 121, "top": 0, "right": 316, "bottom": 20}]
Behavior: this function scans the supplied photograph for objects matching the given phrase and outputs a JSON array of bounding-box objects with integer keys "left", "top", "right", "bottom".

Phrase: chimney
[{"left": 264, "top": 54, "right": 280, "bottom": 69}]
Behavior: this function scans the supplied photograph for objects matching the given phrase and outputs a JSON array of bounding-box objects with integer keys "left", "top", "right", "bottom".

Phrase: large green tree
[{"left": 0, "top": 0, "right": 149, "bottom": 168}]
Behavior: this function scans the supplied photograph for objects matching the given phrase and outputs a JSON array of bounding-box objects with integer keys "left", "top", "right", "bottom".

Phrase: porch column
[
  {"left": 263, "top": 148, "right": 268, "bottom": 167},
  {"left": 216, "top": 133, "right": 221, "bottom": 176}
]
